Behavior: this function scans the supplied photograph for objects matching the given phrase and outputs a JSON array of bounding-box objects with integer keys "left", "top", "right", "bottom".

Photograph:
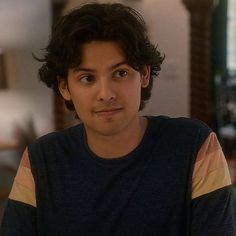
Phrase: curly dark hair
[{"left": 36, "top": 3, "right": 164, "bottom": 111}]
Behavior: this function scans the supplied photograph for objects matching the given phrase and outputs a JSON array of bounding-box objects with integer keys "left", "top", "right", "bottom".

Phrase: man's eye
[
  {"left": 79, "top": 76, "right": 95, "bottom": 84},
  {"left": 114, "top": 70, "right": 128, "bottom": 78}
]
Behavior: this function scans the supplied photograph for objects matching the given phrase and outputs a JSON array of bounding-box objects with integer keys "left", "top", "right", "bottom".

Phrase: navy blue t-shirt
[{"left": 1, "top": 116, "right": 236, "bottom": 235}]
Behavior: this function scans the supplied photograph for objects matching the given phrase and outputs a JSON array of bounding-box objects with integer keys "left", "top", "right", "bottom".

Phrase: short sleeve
[{"left": 191, "top": 132, "right": 236, "bottom": 236}]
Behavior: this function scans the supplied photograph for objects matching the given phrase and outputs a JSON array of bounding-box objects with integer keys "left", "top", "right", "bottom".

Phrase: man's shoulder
[
  {"left": 149, "top": 116, "right": 212, "bottom": 146},
  {"left": 150, "top": 115, "right": 211, "bottom": 132},
  {"left": 149, "top": 116, "right": 213, "bottom": 159},
  {"left": 30, "top": 123, "right": 83, "bottom": 148}
]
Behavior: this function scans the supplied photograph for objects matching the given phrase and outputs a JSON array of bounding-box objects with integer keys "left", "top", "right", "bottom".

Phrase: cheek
[
  {"left": 69, "top": 92, "right": 88, "bottom": 113},
  {"left": 124, "top": 83, "right": 142, "bottom": 106},
  {"left": 72, "top": 100, "right": 91, "bottom": 121}
]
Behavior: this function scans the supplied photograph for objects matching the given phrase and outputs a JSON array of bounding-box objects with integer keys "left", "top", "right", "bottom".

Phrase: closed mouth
[{"left": 94, "top": 107, "right": 123, "bottom": 116}]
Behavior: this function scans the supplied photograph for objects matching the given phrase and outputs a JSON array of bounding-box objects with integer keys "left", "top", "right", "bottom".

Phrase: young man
[{"left": 1, "top": 3, "right": 236, "bottom": 236}]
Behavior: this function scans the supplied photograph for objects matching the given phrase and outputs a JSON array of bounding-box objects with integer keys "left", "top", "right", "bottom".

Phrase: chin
[{"left": 95, "top": 126, "right": 124, "bottom": 137}]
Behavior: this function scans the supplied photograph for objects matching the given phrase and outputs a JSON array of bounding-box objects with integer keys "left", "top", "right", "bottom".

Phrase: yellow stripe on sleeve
[
  {"left": 9, "top": 148, "right": 36, "bottom": 207},
  {"left": 192, "top": 132, "right": 232, "bottom": 199},
  {"left": 9, "top": 180, "right": 36, "bottom": 207}
]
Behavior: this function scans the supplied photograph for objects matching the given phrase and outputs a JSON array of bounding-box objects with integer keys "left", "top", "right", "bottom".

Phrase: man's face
[{"left": 59, "top": 41, "right": 150, "bottom": 137}]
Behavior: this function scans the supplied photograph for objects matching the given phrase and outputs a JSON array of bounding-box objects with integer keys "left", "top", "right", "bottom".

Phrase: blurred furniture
[
  {"left": 0, "top": 51, "right": 7, "bottom": 89},
  {"left": 216, "top": 72, "right": 236, "bottom": 159},
  {"left": 0, "top": 144, "right": 19, "bottom": 224},
  {"left": 182, "top": 0, "right": 218, "bottom": 126},
  {"left": 0, "top": 142, "right": 18, "bottom": 151}
]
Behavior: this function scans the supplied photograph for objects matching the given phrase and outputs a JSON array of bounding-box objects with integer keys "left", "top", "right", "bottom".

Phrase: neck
[{"left": 85, "top": 116, "right": 148, "bottom": 159}]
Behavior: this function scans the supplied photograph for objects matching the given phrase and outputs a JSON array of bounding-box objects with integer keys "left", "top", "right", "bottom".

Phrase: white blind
[{"left": 227, "top": 0, "right": 236, "bottom": 70}]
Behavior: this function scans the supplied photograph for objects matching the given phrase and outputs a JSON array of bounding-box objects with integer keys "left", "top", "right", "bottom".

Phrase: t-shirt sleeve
[
  {"left": 0, "top": 148, "right": 37, "bottom": 235},
  {"left": 191, "top": 132, "right": 236, "bottom": 236}
]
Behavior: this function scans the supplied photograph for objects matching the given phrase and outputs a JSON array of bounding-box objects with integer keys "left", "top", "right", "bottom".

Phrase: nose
[{"left": 96, "top": 78, "right": 116, "bottom": 102}]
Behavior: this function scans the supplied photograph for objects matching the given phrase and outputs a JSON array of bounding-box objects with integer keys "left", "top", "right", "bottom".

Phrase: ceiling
[{"left": 0, "top": 0, "right": 52, "bottom": 50}]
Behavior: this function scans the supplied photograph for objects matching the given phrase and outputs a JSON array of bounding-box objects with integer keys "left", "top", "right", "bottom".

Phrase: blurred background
[{"left": 0, "top": 0, "right": 236, "bottom": 223}]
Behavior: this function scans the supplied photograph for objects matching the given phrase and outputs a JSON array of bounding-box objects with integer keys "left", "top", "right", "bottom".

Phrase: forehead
[{"left": 79, "top": 41, "right": 127, "bottom": 67}]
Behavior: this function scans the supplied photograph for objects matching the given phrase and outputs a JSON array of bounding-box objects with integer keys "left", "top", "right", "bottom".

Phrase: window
[{"left": 227, "top": 0, "right": 236, "bottom": 71}]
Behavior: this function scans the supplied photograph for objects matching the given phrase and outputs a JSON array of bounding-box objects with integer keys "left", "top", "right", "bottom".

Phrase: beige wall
[
  {"left": 0, "top": 0, "right": 53, "bottom": 143},
  {"left": 139, "top": 0, "right": 190, "bottom": 117}
]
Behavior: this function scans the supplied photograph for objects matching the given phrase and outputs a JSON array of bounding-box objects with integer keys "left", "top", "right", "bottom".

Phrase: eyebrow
[{"left": 74, "top": 61, "right": 129, "bottom": 73}]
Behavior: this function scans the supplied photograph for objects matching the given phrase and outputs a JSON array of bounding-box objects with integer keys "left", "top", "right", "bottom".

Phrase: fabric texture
[{"left": 1, "top": 116, "right": 236, "bottom": 236}]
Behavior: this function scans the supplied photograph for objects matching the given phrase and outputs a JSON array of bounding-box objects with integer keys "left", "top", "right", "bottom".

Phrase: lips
[{"left": 94, "top": 107, "right": 123, "bottom": 117}]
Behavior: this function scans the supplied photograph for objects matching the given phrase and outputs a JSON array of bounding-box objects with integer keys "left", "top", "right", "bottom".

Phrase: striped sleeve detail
[
  {"left": 9, "top": 148, "right": 36, "bottom": 207},
  {"left": 192, "top": 132, "right": 232, "bottom": 199}
]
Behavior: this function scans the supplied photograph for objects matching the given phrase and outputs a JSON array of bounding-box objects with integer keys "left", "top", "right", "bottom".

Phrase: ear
[
  {"left": 141, "top": 65, "right": 150, "bottom": 88},
  {"left": 57, "top": 76, "right": 71, "bottom": 101}
]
